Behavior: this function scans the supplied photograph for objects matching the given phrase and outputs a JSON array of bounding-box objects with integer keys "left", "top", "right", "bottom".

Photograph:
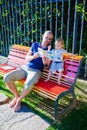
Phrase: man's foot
[
  {"left": 14, "top": 99, "right": 21, "bottom": 112},
  {"left": 9, "top": 98, "right": 18, "bottom": 108}
]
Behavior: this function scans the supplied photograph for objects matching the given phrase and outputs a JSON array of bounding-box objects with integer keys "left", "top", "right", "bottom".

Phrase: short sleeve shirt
[
  {"left": 52, "top": 48, "right": 67, "bottom": 62},
  {"left": 26, "top": 42, "right": 48, "bottom": 71}
]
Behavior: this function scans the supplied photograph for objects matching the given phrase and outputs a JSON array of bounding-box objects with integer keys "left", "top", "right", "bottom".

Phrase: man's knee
[
  {"left": 24, "top": 77, "right": 38, "bottom": 90},
  {"left": 3, "top": 73, "right": 12, "bottom": 82}
]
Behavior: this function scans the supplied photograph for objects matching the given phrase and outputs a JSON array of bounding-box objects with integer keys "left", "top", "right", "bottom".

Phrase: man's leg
[
  {"left": 6, "top": 82, "right": 19, "bottom": 107},
  {"left": 14, "top": 70, "right": 42, "bottom": 112},
  {"left": 4, "top": 68, "right": 26, "bottom": 107}
]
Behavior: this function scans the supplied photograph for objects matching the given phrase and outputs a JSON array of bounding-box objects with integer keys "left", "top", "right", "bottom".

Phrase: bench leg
[{"left": 54, "top": 89, "right": 77, "bottom": 121}]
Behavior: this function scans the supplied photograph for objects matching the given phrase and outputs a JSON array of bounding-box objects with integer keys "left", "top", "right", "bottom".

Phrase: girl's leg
[
  {"left": 45, "top": 71, "right": 52, "bottom": 81},
  {"left": 58, "top": 71, "right": 63, "bottom": 84}
]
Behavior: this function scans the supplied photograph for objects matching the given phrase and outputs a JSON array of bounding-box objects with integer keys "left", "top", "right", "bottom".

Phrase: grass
[
  {"left": 0, "top": 74, "right": 87, "bottom": 130},
  {"left": 47, "top": 102, "right": 87, "bottom": 130}
]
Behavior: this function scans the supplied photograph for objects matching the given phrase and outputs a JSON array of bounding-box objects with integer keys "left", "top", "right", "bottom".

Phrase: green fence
[{"left": 0, "top": 0, "right": 87, "bottom": 78}]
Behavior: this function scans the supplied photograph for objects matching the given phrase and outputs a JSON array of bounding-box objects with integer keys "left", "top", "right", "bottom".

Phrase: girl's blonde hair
[{"left": 55, "top": 38, "right": 64, "bottom": 47}]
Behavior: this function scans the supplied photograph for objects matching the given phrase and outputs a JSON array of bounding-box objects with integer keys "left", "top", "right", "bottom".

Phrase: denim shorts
[{"left": 49, "top": 61, "right": 64, "bottom": 73}]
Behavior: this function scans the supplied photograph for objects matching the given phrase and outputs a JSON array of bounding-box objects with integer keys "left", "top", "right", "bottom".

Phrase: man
[{"left": 4, "top": 30, "right": 53, "bottom": 112}]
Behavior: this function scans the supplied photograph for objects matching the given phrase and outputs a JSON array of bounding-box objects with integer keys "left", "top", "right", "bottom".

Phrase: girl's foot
[
  {"left": 58, "top": 81, "right": 61, "bottom": 85},
  {"left": 45, "top": 78, "right": 49, "bottom": 82},
  {"left": 58, "top": 79, "right": 61, "bottom": 85},
  {"left": 9, "top": 98, "right": 18, "bottom": 108}
]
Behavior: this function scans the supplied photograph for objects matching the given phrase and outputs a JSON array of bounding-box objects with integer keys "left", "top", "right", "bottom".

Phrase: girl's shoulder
[
  {"left": 51, "top": 49, "right": 56, "bottom": 52},
  {"left": 61, "top": 48, "right": 67, "bottom": 52}
]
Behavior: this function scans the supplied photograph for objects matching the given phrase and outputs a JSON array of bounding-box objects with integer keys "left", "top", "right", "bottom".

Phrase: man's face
[{"left": 42, "top": 33, "right": 53, "bottom": 46}]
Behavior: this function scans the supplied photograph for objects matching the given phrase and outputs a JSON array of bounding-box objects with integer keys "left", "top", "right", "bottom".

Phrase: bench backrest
[
  {"left": 7, "top": 44, "right": 83, "bottom": 87},
  {"left": 7, "top": 44, "right": 29, "bottom": 67}
]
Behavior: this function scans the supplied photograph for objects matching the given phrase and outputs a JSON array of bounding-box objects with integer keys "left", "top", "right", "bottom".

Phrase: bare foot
[
  {"left": 58, "top": 79, "right": 61, "bottom": 85},
  {"left": 14, "top": 99, "right": 21, "bottom": 112},
  {"left": 9, "top": 98, "right": 18, "bottom": 108},
  {"left": 58, "top": 81, "right": 61, "bottom": 85},
  {"left": 45, "top": 78, "right": 49, "bottom": 82}
]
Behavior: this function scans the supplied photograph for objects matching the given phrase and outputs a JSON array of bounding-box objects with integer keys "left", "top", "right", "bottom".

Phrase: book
[{"left": 38, "top": 47, "right": 54, "bottom": 60}]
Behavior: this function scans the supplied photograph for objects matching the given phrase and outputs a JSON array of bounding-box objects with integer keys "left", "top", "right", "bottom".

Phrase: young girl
[{"left": 45, "top": 38, "right": 67, "bottom": 84}]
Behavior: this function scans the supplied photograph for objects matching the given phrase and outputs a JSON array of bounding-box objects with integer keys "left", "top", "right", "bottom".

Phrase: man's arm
[
  {"left": 42, "top": 55, "right": 52, "bottom": 69},
  {"left": 26, "top": 50, "right": 39, "bottom": 62}
]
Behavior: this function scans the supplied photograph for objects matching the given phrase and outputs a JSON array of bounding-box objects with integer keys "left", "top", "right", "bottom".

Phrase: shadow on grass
[{"left": 47, "top": 101, "right": 87, "bottom": 130}]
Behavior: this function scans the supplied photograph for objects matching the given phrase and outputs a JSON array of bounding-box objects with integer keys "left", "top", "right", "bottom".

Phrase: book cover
[{"left": 38, "top": 47, "right": 54, "bottom": 60}]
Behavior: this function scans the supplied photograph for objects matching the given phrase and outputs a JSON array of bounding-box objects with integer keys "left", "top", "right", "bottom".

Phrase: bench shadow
[
  {"left": 51, "top": 101, "right": 87, "bottom": 130},
  {"left": 18, "top": 104, "right": 33, "bottom": 113}
]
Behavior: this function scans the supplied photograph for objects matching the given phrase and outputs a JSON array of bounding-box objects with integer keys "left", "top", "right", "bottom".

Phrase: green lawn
[{"left": 0, "top": 74, "right": 87, "bottom": 130}]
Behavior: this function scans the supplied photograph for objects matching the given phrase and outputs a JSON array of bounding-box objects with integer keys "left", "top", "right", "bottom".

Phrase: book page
[
  {"left": 38, "top": 48, "right": 47, "bottom": 57},
  {"left": 47, "top": 51, "right": 54, "bottom": 59},
  {"left": 38, "top": 47, "right": 54, "bottom": 60}
]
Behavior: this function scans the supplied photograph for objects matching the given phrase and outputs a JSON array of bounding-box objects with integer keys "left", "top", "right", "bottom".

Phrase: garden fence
[{"left": 0, "top": 0, "right": 87, "bottom": 78}]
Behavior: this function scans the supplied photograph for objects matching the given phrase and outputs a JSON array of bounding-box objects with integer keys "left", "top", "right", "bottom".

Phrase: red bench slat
[
  {"left": 9, "top": 51, "right": 27, "bottom": 58},
  {"left": 0, "top": 64, "right": 16, "bottom": 74},
  {"left": 34, "top": 79, "right": 70, "bottom": 96},
  {"left": 8, "top": 55, "right": 27, "bottom": 65}
]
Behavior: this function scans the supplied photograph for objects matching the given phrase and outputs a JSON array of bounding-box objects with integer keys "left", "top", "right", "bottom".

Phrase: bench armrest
[{"left": 0, "top": 56, "right": 8, "bottom": 64}]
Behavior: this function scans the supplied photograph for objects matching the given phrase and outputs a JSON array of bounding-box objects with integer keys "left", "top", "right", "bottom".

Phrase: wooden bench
[{"left": 0, "top": 44, "right": 83, "bottom": 121}]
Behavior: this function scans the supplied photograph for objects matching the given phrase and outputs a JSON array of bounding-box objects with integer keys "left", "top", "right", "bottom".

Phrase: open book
[{"left": 38, "top": 47, "right": 54, "bottom": 60}]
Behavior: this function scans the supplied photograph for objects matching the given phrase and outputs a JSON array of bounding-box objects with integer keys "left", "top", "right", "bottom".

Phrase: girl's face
[{"left": 55, "top": 41, "right": 64, "bottom": 50}]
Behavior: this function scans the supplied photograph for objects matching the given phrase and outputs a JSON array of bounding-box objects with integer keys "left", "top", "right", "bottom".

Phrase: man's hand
[
  {"left": 26, "top": 51, "right": 39, "bottom": 61},
  {"left": 42, "top": 55, "right": 48, "bottom": 64},
  {"left": 33, "top": 52, "right": 39, "bottom": 59},
  {"left": 42, "top": 55, "right": 52, "bottom": 69},
  {"left": 48, "top": 45, "right": 51, "bottom": 51}
]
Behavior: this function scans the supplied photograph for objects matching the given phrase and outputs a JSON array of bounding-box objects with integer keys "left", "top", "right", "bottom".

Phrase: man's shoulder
[
  {"left": 31, "top": 42, "right": 41, "bottom": 49},
  {"left": 32, "top": 42, "right": 40, "bottom": 46}
]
